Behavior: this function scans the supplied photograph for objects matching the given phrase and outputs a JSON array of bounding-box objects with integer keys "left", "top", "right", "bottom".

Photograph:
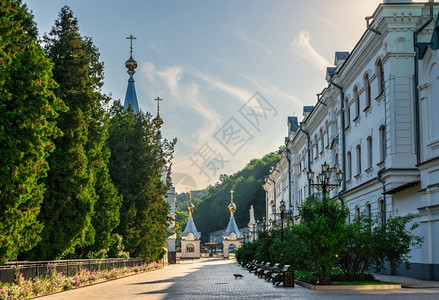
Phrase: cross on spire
[
  {"left": 126, "top": 35, "right": 136, "bottom": 57},
  {"left": 154, "top": 97, "right": 162, "bottom": 113},
  {"left": 230, "top": 189, "right": 234, "bottom": 202}
]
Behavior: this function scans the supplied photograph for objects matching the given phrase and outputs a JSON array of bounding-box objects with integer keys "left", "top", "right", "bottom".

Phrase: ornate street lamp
[
  {"left": 307, "top": 161, "right": 343, "bottom": 196},
  {"left": 280, "top": 200, "right": 286, "bottom": 242},
  {"left": 271, "top": 203, "right": 276, "bottom": 226}
]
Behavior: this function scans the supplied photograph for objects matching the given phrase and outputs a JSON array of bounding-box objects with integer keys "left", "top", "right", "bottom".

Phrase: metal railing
[{"left": 0, "top": 258, "right": 145, "bottom": 284}]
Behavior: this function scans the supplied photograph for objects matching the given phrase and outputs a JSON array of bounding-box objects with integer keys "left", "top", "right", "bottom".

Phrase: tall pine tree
[
  {"left": 0, "top": 0, "right": 65, "bottom": 263},
  {"left": 27, "top": 6, "right": 120, "bottom": 260},
  {"left": 107, "top": 102, "right": 175, "bottom": 261}
]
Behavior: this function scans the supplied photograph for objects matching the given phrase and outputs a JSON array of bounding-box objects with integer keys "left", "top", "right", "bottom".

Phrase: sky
[{"left": 24, "top": 0, "right": 407, "bottom": 193}]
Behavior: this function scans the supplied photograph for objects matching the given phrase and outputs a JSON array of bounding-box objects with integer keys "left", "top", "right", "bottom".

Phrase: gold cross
[
  {"left": 154, "top": 97, "right": 163, "bottom": 113},
  {"left": 126, "top": 35, "right": 137, "bottom": 56},
  {"left": 230, "top": 190, "right": 234, "bottom": 202}
]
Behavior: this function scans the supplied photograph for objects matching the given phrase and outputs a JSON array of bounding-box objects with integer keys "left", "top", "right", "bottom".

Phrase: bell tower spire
[{"left": 123, "top": 35, "right": 139, "bottom": 113}]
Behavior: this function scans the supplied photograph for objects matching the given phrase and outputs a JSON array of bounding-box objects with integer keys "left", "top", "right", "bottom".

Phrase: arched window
[
  {"left": 345, "top": 97, "right": 350, "bottom": 128},
  {"left": 187, "top": 244, "right": 195, "bottom": 253},
  {"left": 355, "top": 206, "right": 360, "bottom": 219},
  {"left": 377, "top": 59, "right": 385, "bottom": 95},
  {"left": 356, "top": 144, "right": 362, "bottom": 175},
  {"left": 354, "top": 86, "right": 360, "bottom": 119},
  {"left": 366, "top": 136, "right": 372, "bottom": 169},
  {"left": 364, "top": 73, "right": 371, "bottom": 108},
  {"left": 320, "top": 128, "right": 324, "bottom": 153},
  {"left": 379, "top": 125, "right": 386, "bottom": 162},
  {"left": 366, "top": 203, "right": 371, "bottom": 219},
  {"left": 347, "top": 151, "right": 352, "bottom": 180}
]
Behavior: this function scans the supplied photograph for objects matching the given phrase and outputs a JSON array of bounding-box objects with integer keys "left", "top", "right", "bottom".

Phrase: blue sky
[{"left": 25, "top": 0, "right": 394, "bottom": 192}]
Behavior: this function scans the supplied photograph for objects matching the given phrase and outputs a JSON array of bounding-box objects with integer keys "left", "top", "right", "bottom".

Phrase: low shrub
[
  {"left": 294, "top": 270, "right": 318, "bottom": 284},
  {"left": 0, "top": 262, "right": 161, "bottom": 300}
]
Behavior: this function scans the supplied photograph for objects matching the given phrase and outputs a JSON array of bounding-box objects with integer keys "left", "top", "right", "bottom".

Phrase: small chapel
[{"left": 180, "top": 193, "right": 201, "bottom": 259}]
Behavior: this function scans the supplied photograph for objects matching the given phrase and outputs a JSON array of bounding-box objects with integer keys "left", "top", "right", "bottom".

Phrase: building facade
[{"left": 264, "top": 0, "right": 439, "bottom": 280}]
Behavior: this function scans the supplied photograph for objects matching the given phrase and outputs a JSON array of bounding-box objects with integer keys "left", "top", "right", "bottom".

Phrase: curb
[{"left": 295, "top": 280, "right": 402, "bottom": 290}]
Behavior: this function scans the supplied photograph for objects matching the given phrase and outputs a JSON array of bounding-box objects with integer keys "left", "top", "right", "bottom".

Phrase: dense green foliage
[
  {"left": 107, "top": 101, "right": 176, "bottom": 261},
  {"left": 192, "top": 152, "right": 279, "bottom": 241},
  {"left": 338, "top": 214, "right": 423, "bottom": 278},
  {"left": 0, "top": 0, "right": 65, "bottom": 263},
  {"left": 296, "top": 196, "right": 349, "bottom": 284},
  {"left": 24, "top": 6, "right": 120, "bottom": 260},
  {"left": 236, "top": 196, "right": 423, "bottom": 285},
  {"left": 0, "top": 2, "right": 174, "bottom": 263}
]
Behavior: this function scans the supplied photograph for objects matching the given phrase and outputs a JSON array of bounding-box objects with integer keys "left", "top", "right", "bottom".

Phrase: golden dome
[
  {"left": 228, "top": 202, "right": 236, "bottom": 213},
  {"left": 187, "top": 201, "right": 195, "bottom": 213},
  {"left": 153, "top": 113, "right": 164, "bottom": 127},
  {"left": 125, "top": 56, "right": 138, "bottom": 74}
]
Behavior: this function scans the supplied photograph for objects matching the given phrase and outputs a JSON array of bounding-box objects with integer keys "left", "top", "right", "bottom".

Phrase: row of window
[
  {"left": 345, "top": 59, "right": 384, "bottom": 128},
  {"left": 349, "top": 200, "right": 385, "bottom": 226},
  {"left": 345, "top": 125, "right": 386, "bottom": 180}
]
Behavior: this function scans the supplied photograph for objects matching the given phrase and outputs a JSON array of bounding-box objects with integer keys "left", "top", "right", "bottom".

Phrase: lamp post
[
  {"left": 280, "top": 200, "right": 286, "bottom": 242},
  {"left": 307, "top": 161, "right": 343, "bottom": 196},
  {"left": 271, "top": 203, "right": 276, "bottom": 227}
]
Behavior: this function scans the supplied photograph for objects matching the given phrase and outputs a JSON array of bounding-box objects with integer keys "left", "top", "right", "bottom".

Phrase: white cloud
[
  {"left": 188, "top": 67, "right": 253, "bottom": 103},
  {"left": 290, "top": 30, "right": 331, "bottom": 72},
  {"left": 140, "top": 62, "right": 221, "bottom": 143},
  {"left": 158, "top": 66, "right": 182, "bottom": 101},
  {"left": 233, "top": 29, "right": 272, "bottom": 55},
  {"left": 311, "top": 13, "right": 343, "bottom": 34}
]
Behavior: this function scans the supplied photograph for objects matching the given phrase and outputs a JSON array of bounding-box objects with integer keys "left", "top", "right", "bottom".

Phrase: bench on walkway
[
  {"left": 256, "top": 262, "right": 272, "bottom": 278},
  {"left": 244, "top": 259, "right": 257, "bottom": 269},
  {"left": 272, "top": 265, "right": 294, "bottom": 287},
  {"left": 248, "top": 261, "right": 263, "bottom": 273},
  {"left": 264, "top": 263, "right": 281, "bottom": 281}
]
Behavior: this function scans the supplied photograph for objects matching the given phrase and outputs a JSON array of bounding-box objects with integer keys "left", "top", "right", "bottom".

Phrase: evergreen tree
[
  {"left": 0, "top": 0, "right": 65, "bottom": 263},
  {"left": 28, "top": 6, "right": 120, "bottom": 259},
  {"left": 107, "top": 102, "right": 175, "bottom": 261}
]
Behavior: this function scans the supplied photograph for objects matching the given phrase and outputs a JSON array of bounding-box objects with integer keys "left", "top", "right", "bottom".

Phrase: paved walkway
[
  {"left": 373, "top": 273, "right": 439, "bottom": 288},
  {"left": 39, "top": 258, "right": 439, "bottom": 300}
]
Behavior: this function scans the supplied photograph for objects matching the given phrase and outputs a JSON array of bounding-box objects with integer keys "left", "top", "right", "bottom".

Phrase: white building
[{"left": 264, "top": 0, "right": 439, "bottom": 280}]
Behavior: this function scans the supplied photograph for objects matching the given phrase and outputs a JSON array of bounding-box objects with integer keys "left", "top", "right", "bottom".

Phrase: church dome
[
  {"left": 228, "top": 202, "right": 236, "bottom": 213},
  {"left": 187, "top": 201, "right": 195, "bottom": 213},
  {"left": 125, "top": 56, "right": 138, "bottom": 73},
  {"left": 153, "top": 113, "right": 164, "bottom": 127}
]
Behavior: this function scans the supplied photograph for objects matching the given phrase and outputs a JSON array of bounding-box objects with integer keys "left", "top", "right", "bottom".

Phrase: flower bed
[{"left": 0, "top": 262, "right": 162, "bottom": 299}]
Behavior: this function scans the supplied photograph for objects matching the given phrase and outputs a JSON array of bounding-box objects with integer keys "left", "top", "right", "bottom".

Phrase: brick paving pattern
[{"left": 39, "top": 258, "right": 439, "bottom": 300}]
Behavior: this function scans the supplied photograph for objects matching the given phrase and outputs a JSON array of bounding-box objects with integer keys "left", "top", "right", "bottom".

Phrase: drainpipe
[
  {"left": 298, "top": 127, "right": 312, "bottom": 197},
  {"left": 377, "top": 168, "right": 387, "bottom": 228},
  {"left": 286, "top": 144, "right": 293, "bottom": 216},
  {"left": 317, "top": 92, "right": 327, "bottom": 106},
  {"left": 413, "top": 0, "right": 434, "bottom": 165},
  {"left": 328, "top": 74, "right": 346, "bottom": 205},
  {"left": 365, "top": 16, "right": 382, "bottom": 36}
]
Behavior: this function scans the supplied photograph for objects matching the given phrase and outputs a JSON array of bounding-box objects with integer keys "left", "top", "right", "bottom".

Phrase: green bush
[{"left": 294, "top": 270, "right": 318, "bottom": 284}]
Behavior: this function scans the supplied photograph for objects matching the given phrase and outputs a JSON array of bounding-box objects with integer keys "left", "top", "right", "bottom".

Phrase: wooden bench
[
  {"left": 256, "top": 262, "right": 271, "bottom": 278},
  {"left": 244, "top": 259, "right": 256, "bottom": 270},
  {"left": 249, "top": 261, "right": 264, "bottom": 273},
  {"left": 271, "top": 265, "right": 293, "bottom": 286},
  {"left": 264, "top": 263, "right": 281, "bottom": 281}
]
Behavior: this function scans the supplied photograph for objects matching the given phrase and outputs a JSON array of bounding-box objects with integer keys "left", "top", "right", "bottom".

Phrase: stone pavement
[
  {"left": 39, "top": 258, "right": 439, "bottom": 300},
  {"left": 373, "top": 273, "right": 439, "bottom": 288}
]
